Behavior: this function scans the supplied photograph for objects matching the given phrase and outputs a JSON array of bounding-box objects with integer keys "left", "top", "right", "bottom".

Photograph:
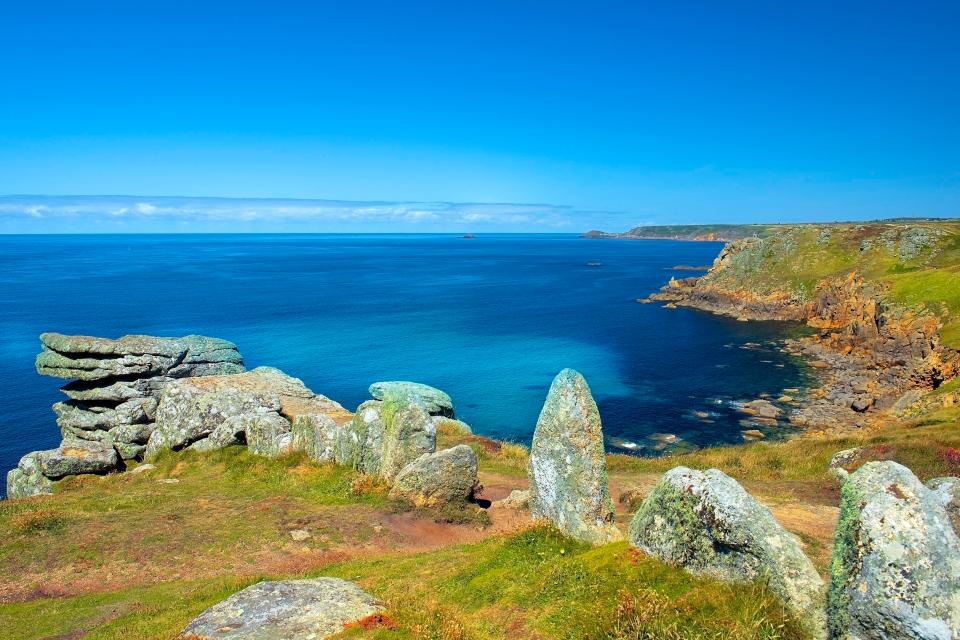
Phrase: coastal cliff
[{"left": 646, "top": 221, "right": 960, "bottom": 432}]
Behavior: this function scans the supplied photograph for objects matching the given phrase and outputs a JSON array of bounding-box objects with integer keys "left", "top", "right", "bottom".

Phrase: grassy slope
[
  {"left": 1, "top": 444, "right": 805, "bottom": 640},
  {"left": 701, "top": 221, "right": 960, "bottom": 347},
  {"left": 5, "top": 408, "right": 958, "bottom": 639}
]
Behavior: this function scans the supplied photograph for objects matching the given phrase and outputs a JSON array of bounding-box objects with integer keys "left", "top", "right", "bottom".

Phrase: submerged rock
[
  {"left": 369, "top": 381, "right": 454, "bottom": 417},
  {"left": 629, "top": 466, "right": 826, "bottom": 638},
  {"left": 389, "top": 444, "right": 479, "bottom": 506},
  {"left": 528, "top": 369, "right": 619, "bottom": 544},
  {"left": 6, "top": 452, "right": 54, "bottom": 498},
  {"left": 827, "top": 461, "right": 960, "bottom": 640},
  {"left": 180, "top": 577, "right": 384, "bottom": 639}
]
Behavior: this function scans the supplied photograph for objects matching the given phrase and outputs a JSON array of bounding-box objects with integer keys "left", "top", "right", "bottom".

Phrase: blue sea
[{"left": 0, "top": 234, "right": 811, "bottom": 489}]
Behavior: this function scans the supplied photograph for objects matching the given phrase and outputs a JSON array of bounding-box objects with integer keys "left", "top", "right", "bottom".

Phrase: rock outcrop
[
  {"left": 528, "top": 369, "right": 619, "bottom": 544},
  {"left": 7, "top": 333, "right": 244, "bottom": 498},
  {"left": 827, "top": 461, "right": 960, "bottom": 639},
  {"left": 389, "top": 444, "right": 479, "bottom": 506},
  {"left": 146, "top": 367, "right": 352, "bottom": 460},
  {"left": 646, "top": 224, "right": 960, "bottom": 434},
  {"left": 629, "top": 466, "right": 826, "bottom": 639},
  {"left": 180, "top": 577, "right": 384, "bottom": 639},
  {"left": 369, "top": 381, "right": 455, "bottom": 418}
]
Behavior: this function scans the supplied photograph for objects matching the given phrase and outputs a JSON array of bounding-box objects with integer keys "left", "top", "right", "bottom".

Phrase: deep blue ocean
[{"left": 0, "top": 234, "right": 811, "bottom": 489}]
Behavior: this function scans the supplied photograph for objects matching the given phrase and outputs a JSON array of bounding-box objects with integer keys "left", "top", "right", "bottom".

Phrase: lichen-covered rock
[
  {"left": 827, "top": 461, "right": 960, "bottom": 640},
  {"left": 927, "top": 477, "right": 960, "bottom": 535},
  {"left": 36, "top": 333, "right": 243, "bottom": 381},
  {"left": 146, "top": 377, "right": 279, "bottom": 458},
  {"left": 499, "top": 489, "right": 531, "bottom": 509},
  {"left": 378, "top": 393, "right": 437, "bottom": 481},
  {"left": 108, "top": 422, "right": 155, "bottom": 445},
  {"left": 291, "top": 412, "right": 343, "bottom": 463},
  {"left": 528, "top": 369, "right": 619, "bottom": 545},
  {"left": 334, "top": 400, "right": 386, "bottom": 474},
  {"left": 369, "top": 381, "right": 454, "bottom": 417},
  {"left": 179, "top": 577, "right": 384, "bottom": 639},
  {"left": 53, "top": 397, "right": 156, "bottom": 431},
  {"left": 828, "top": 447, "right": 863, "bottom": 481},
  {"left": 114, "top": 442, "right": 147, "bottom": 460},
  {"left": 6, "top": 452, "right": 54, "bottom": 498},
  {"left": 37, "top": 439, "right": 120, "bottom": 479},
  {"left": 246, "top": 411, "right": 299, "bottom": 458},
  {"left": 146, "top": 367, "right": 351, "bottom": 459},
  {"left": 389, "top": 445, "right": 478, "bottom": 506},
  {"left": 629, "top": 466, "right": 826, "bottom": 639}
]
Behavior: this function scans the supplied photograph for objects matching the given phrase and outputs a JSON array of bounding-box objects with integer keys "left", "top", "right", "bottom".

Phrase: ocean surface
[{"left": 0, "top": 234, "right": 811, "bottom": 490}]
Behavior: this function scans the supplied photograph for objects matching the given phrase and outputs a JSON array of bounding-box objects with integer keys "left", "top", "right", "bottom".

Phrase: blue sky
[{"left": 1, "top": 1, "right": 958, "bottom": 232}]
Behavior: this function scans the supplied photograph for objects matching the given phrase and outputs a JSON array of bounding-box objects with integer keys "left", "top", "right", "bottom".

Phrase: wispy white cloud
[{"left": 0, "top": 195, "right": 623, "bottom": 232}]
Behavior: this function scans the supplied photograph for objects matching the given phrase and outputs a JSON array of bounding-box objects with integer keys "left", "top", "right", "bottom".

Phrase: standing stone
[
  {"left": 6, "top": 452, "right": 54, "bottom": 498},
  {"left": 369, "top": 381, "right": 454, "bottom": 417},
  {"left": 389, "top": 445, "right": 479, "bottom": 506},
  {"left": 629, "top": 466, "right": 826, "bottom": 639},
  {"left": 180, "top": 577, "right": 384, "bottom": 639},
  {"left": 528, "top": 369, "right": 619, "bottom": 544},
  {"left": 378, "top": 392, "right": 437, "bottom": 481},
  {"left": 828, "top": 461, "right": 960, "bottom": 640}
]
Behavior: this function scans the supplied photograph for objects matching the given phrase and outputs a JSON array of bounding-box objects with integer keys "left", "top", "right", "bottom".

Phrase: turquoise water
[{"left": 0, "top": 234, "right": 809, "bottom": 485}]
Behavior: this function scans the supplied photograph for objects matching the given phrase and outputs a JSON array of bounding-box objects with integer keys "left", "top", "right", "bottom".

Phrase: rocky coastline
[{"left": 646, "top": 230, "right": 960, "bottom": 436}]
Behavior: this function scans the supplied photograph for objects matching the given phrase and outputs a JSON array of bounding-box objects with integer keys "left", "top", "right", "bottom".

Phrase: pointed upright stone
[{"left": 528, "top": 369, "right": 619, "bottom": 544}]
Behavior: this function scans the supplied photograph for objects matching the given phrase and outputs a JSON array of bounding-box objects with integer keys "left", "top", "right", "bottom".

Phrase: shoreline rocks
[
  {"left": 528, "top": 369, "right": 619, "bottom": 544},
  {"left": 629, "top": 466, "right": 826, "bottom": 639}
]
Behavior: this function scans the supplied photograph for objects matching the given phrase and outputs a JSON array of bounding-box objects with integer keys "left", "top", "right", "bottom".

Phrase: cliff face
[{"left": 649, "top": 222, "right": 960, "bottom": 431}]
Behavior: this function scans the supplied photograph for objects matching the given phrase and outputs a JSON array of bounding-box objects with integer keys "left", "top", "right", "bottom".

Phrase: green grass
[
  {"left": 0, "top": 527, "right": 806, "bottom": 640},
  {"left": 687, "top": 221, "right": 960, "bottom": 348}
]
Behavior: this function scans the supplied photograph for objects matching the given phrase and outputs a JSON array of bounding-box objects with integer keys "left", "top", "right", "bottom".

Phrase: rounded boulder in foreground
[{"left": 179, "top": 577, "right": 384, "bottom": 639}]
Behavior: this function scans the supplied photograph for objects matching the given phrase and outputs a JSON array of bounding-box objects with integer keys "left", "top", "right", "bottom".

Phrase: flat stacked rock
[
  {"left": 180, "top": 577, "right": 384, "bottom": 639},
  {"left": 6, "top": 333, "right": 244, "bottom": 498},
  {"left": 528, "top": 369, "right": 620, "bottom": 544},
  {"left": 146, "top": 367, "right": 353, "bottom": 460}
]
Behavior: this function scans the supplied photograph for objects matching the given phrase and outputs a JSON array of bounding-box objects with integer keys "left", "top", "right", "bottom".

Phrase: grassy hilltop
[{"left": 688, "top": 221, "right": 960, "bottom": 348}]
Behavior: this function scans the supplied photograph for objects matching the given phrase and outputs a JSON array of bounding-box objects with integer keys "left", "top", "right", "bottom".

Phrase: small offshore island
[{"left": 3, "top": 221, "right": 960, "bottom": 640}]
